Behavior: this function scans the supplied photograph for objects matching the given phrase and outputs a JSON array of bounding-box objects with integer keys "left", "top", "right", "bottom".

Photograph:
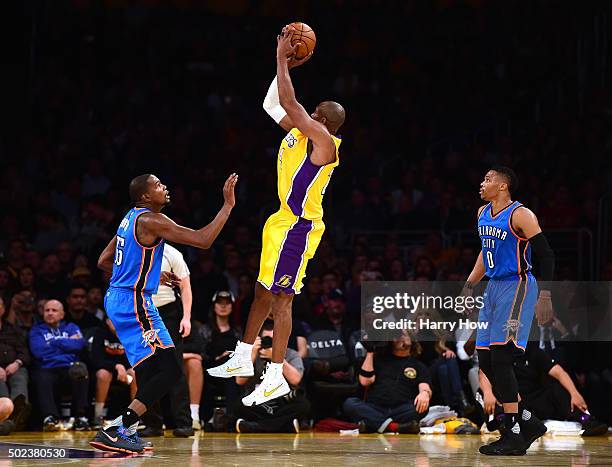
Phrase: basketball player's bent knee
[{"left": 272, "top": 291, "right": 293, "bottom": 315}]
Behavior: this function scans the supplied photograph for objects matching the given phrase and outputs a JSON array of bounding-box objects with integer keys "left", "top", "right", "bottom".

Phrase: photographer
[
  {"left": 233, "top": 321, "right": 309, "bottom": 433},
  {"left": 343, "top": 332, "right": 432, "bottom": 433}
]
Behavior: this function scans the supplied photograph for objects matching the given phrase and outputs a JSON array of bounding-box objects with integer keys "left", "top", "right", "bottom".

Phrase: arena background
[{"left": 0, "top": 0, "right": 611, "bottom": 463}]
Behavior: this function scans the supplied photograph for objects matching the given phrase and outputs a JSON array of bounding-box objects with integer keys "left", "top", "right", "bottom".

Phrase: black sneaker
[
  {"left": 235, "top": 418, "right": 259, "bottom": 433},
  {"left": 397, "top": 420, "right": 420, "bottom": 434},
  {"left": 43, "top": 415, "right": 60, "bottom": 432},
  {"left": 172, "top": 426, "right": 194, "bottom": 437},
  {"left": 0, "top": 420, "right": 15, "bottom": 436},
  {"left": 520, "top": 414, "right": 547, "bottom": 448},
  {"left": 90, "top": 425, "right": 145, "bottom": 454},
  {"left": 75, "top": 417, "right": 90, "bottom": 431},
  {"left": 9, "top": 394, "right": 32, "bottom": 432},
  {"left": 581, "top": 419, "right": 608, "bottom": 436},
  {"left": 479, "top": 431, "right": 527, "bottom": 456}
]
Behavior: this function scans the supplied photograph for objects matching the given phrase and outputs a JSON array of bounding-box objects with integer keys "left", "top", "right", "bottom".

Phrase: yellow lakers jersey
[{"left": 277, "top": 128, "right": 341, "bottom": 221}]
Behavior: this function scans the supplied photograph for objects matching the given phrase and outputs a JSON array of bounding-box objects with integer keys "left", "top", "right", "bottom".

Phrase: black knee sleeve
[
  {"left": 134, "top": 348, "right": 183, "bottom": 407},
  {"left": 478, "top": 348, "right": 494, "bottom": 383},
  {"left": 490, "top": 344, "right": 519, "bottom": 404}
]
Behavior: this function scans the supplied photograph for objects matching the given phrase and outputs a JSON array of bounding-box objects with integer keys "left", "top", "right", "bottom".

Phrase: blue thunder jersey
[
  {"left": 109, "top": 207, "right": 165, "bottom": 295},
  {"left": 478, "top": 201, "right": 532, "bottom": 279}
]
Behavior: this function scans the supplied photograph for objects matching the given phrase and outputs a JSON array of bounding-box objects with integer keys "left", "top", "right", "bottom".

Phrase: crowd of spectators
[{"left": 0, "top": 0, "right": 610, "bottom": 436}]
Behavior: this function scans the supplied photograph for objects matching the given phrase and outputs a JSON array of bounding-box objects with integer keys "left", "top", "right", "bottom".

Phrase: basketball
[{"left": 288, "top": 22, "right": 316, "bottom": 60}]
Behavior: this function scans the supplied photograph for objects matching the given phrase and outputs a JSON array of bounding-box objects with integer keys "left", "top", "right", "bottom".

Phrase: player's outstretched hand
[
  {"left": 223, "top": 173, "right": 238, "bottom": 209},
  {"left": 277, "top": 25, "right": 298, "bottom": 60}
]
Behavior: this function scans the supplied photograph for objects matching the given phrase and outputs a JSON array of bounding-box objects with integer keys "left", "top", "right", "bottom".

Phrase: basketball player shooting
[
  {"left": 207, "top": 25, "right": 345, "bottom": 406},
  {"left": 90, "top": 173, "right": 238, "bottom": 453},
  {"left": 462, "top": 167, "right": 554, "bottom": 456}
]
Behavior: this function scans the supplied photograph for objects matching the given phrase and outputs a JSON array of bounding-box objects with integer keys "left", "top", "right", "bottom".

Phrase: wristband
[{"left": 360, "top": 368, "right": 375, "bottom": 378}]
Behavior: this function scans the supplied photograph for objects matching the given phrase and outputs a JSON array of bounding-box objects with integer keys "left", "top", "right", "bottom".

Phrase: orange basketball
[{"left": 288, "top": 22, "right": 316, "bottom": 60}]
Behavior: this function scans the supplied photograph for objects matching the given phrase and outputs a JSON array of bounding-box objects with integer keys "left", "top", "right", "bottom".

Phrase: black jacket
[{"left": 0, "top": 321, "right": 30, "bottom": 368}]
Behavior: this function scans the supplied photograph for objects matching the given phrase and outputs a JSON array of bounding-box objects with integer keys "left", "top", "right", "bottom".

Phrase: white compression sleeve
[{"left": 263, "top": 76, "right": 287, "bottom": 124}]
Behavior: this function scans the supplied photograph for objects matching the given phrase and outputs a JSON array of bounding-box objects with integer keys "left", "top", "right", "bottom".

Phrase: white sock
[
  {"left": 236, "top": 341, "right": 253, "bottom": 359},
  {"left": 107, "top": 415, "right": 122, "bottom": 427},
  {"left": 268, "top": 362, "right": 283, "bottom": 378},
  {"left": 94, "top": 402, "right": 105, "bottom": 419},
  {"left": 190, "top": 404, "right": 200, "bottom": 421}
]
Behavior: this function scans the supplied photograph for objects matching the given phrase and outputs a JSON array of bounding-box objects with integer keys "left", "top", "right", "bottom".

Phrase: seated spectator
[
  {"left": 64, "top": 285, "right": 102, "bottom": 338},
  {"left": 312, "top": 289, "right": 357, "bottom": 349},
  {"left": 306, "top": 326, "right": 359, "bottom": 420},
  {"left": 414, "top": 308, "right": 474, "bottom": 415},
  {"left": 90, "top": 314, "right": 136, "bottom": 429},
  {"left": 6, "top": 290, "right": 39, "bottom": 332},
  {"left": 86, "top": 285, "right": 105, "bottom": 321},
  {"left": 18, "top": 266, "right": 37, "bottom": 295},
  {"left": 480, "top": 344, "right": 608, "bottom": 436},
  {"left": 233, "top": 321, "right": 309, "bottom": 433},
  {"left": 0, "top": 297, "right": 31, "bottom": 435},
  {"left": 200, "top": 290, "right": 242, "bottom": 425},
  {"left": 37, "top": 254, "right": 68, "bottom": 299},
  {"left": 29, "top": 299, "right": 89, "bottom": 431},
  {"left": 288, "top": 319, "right": 309, "bottom": 359},
  {"left": 343, "top": 332, "right": 432, "bottom": 433}
]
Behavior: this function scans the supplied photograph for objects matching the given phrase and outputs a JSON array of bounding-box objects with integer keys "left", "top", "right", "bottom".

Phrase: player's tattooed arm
[
  {"left": 141, "top": 174, "right": 238, "bottom": 249},
  {"left": 97, "top": 236, "right": 117, "bottom": 273},
  {"left": 276, "top": 27, "right": 336, "bottom": 158}
]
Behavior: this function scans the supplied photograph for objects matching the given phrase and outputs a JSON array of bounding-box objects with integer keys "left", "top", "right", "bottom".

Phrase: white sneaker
[
  {"left": 207, "top": 342, "right": 254, "bottom": 378},
  {"left": 241, "top": 362, "right": 290, "bottom": 406}
]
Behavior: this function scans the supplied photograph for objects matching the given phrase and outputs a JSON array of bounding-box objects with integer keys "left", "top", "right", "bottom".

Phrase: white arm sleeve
[{"left": 263, "top": 76, "right": 288, "bottom": 124}]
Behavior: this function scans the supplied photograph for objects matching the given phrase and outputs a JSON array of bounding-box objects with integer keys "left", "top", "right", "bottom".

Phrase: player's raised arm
[
  {"left": 511, "top": 206, "right": 555, "bottom": 324},
  {"left": 97, "top": 236, "right": 117, "bottom": 273},
  {"left": 141, "top": 174, "right": 238, "bottom": 249},
  {"left": 263, "top": 38, "right": 312, "bottom": 132},
  {"left": 276, "top": 27, "right": 336, "bottom": 154}
]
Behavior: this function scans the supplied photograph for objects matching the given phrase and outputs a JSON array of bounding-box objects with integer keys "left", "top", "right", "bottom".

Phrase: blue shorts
[
  {"left": 475, "top": 275, "right": 538, "bottom": 351},
  {"left": 104, "top": 287, "right": 174, "bottom": 367}
]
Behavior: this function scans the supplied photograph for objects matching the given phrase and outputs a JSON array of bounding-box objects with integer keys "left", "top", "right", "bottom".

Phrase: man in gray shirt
[{"left": 234, "top": 321, "right": 309, "bottom": 433}]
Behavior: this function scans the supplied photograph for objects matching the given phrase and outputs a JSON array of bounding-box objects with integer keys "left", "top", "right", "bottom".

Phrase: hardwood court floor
[{"left": 1, "top": 431, "right": 610, "bottom": 466}]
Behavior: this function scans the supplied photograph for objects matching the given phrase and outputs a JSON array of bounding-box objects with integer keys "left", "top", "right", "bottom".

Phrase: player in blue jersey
[
  {"left": 462, "top": 167, "right": 555, "bottom": 456},
  {"left": 90, "top": 172, "right": 238, "bottom": 453}
]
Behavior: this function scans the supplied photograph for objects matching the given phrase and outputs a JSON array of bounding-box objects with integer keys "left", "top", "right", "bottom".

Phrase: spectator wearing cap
[
  {"left": 0, "top": 296, "right": 31, "bottom": 435},
  {"left": 6, "top": 290, "right": 40, "bottom": 333},
  {"left": 71, "top": 267, "right": 92, "bottom": 289},
  {"left": 144, "top": 243, "right": 194, "bottom": 437},
  {"left": 312, "top": 289, "right": 357, "bottom": 349},
  {"left": 199, "top": 290, "right": 242, "bottom": 426},
  {"left": 29, "top": 299, "right": 89, "bottom": 431}
]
